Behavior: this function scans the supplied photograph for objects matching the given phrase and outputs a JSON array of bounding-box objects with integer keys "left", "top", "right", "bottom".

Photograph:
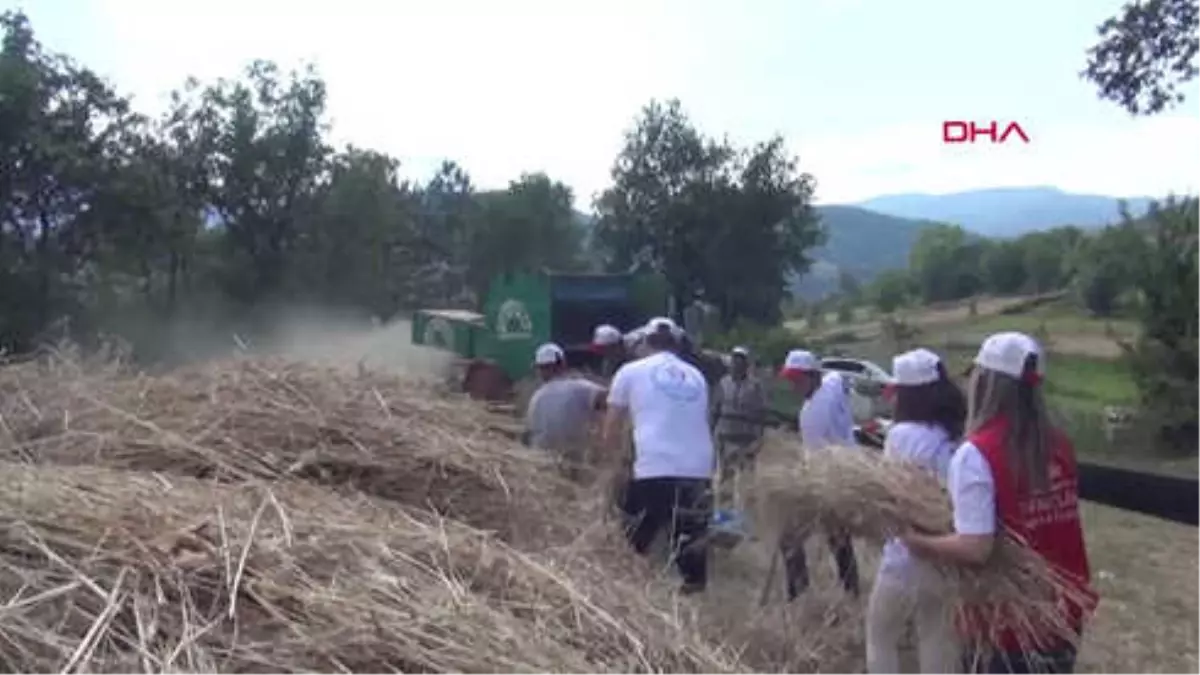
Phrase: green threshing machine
[{"left": 412, "top": 270, "right": 669, "bottom": 398}]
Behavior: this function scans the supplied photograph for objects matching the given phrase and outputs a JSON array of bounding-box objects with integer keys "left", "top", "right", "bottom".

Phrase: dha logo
[
  {"left": 424, "top": 317, "right": 454, "bottom": 348},
  {"left": 495, "top": 299, "right": 533, "bottom": 341}
]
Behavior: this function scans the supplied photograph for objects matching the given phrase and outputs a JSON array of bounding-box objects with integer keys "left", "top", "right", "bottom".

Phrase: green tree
[
  {"left": 908, "top": 224, "right": 983, "bottom": 303},
  {"left": 1073, "top": 222, "right": 1146, "bottom": 316},
  {"left": 866, "top": 269, "right": 912, "bottom": 313},
  {"left": 1121, "top": 198, "right": 1198, "bottom": 449},
  {"left": 412, "top": 161, "right": 479, "bottom": 306},
  {"left": 169, "top": 61, "right": 331, "bottom": 305},
  {"left": 467, "top": 173, "right": 585, "bottom": 300},
  {"left": 837, "top": 269, "right": 861, "bottom": 302},
  {"left": 291, "top": 146, "right": 424, "bottom": 316},
  {"left": 1083, "top": 0, "right": 1199, "bottom": 115},
  {"left": 1018, "top": 227, "right": 1083, "bottom": 293},
  {"left": 981, "top": 240, "right": 1027, "bottom": 294},
  {"left": 699, "top": 136, "right": 822, "bottom": 326},
  {"left": 594, "top": 100, "right": 821, "bottom": 327},
  {"left": 0, "top": 11, "right": 141, "bottom": 349}
]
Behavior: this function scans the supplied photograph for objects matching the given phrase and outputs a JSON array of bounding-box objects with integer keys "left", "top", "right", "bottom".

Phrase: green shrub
[{"left": 836, "top": 301, "right": 854, "bottom": 324}]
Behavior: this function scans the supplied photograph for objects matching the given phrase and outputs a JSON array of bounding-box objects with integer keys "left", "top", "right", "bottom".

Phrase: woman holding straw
[
  {"left": 866, "top": 348, "right": 966, "bottom": 674},
  {"left": 903, "top": 332, "right": 1098, "bottom": 674}
]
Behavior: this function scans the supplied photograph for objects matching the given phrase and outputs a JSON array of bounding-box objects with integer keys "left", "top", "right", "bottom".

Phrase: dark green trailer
[
  {"left": 480, "top": 270, "right": 668, "bottom": 381},
  {"left": 411, "top": 309, "right": 485, "bottom": 358}
]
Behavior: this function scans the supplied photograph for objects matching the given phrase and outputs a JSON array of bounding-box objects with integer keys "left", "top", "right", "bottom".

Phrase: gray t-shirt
[{"left": 525, "top": 377, "right": 606, "bottom": 451}]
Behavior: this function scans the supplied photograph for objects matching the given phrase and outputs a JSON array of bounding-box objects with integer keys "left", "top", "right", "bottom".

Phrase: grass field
[
  {"left": 1076, "top": 502, "right": 1198, "bottom": 673},
  {"left": 782, "top": 294, "right": 1137, "bottom": 415},
  {"left": 783, "top": 293, "right": 1168, "bottom": 460}
]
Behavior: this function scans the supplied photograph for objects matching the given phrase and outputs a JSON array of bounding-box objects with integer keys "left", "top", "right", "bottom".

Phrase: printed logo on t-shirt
[{"left": 649, "top": 359, "right": 702, "bottom": 402}]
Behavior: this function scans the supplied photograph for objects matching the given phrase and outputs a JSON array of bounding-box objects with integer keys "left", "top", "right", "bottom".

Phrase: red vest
[{"left": 959, "top": 416, "right": 1099, "bottom": 652}]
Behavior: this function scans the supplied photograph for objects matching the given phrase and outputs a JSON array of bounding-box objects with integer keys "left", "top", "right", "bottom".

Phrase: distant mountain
[
  {"left": 813, "top": 205, "right": 933, "bottom": 274},
  {"left": 575, "top": 206, "right": 936, "bottom": 299},
  {"left": 789, "top": 205, "right": 936, "bottom": 299},
  {"left": 854, "top": 186, "right": 1157, "bottom": 238}
]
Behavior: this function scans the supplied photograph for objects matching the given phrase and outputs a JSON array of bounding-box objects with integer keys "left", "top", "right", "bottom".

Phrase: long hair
[
  {"left": 892, "top": 363, "right": 968, "bottom": 440},
  {"left": 966, "top": 356, "right": 1054, "bottom": 491}
]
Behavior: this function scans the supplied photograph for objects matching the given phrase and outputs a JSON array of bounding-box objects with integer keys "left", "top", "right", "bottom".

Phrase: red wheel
[{"left": 462, "top": 359, "right": 515, "bottom": 401}]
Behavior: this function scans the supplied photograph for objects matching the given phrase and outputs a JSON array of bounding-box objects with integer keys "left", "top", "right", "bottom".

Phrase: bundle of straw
[
  {"left": 751, "top": 434, "right": 1093, "bottom": 652},
  {"left": 0, "top": 352, "right": 584, "bottom": 546},
  {"left": 0, "top": 461, "right": 743, "bottom": 673}
]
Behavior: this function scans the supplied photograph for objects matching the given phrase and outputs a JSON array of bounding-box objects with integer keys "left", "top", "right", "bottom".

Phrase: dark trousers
[
  {"left": 782, "top": 529, "right": 860, "bottom": 598},
  {"left": 622, "top": 477, "right": 712, "bottom": 588},
  {"left": 969, "top": 644, "right": 1078, "bottom": 674}
]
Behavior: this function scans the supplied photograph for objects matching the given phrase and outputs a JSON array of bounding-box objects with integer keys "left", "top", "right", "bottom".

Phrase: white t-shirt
[
  {"left": 525, "top": 377, "right": 606, "bottom": 451},
  {"left": 878, "top": 422, "right": 957, "bottom": 581},
  {"left": 798, "top": 371, "right": 856, "bottom": 449},
  {"left": 946, "top": 441, "right": 997, "bottom": 536},
  {"left": 607, "top": 351, "right": 715, "bottom": 480}
]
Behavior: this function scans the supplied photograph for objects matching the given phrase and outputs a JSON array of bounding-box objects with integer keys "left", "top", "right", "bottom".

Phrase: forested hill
[{"left": 855, "top": 187, "right": 1158, "bottom": 238}]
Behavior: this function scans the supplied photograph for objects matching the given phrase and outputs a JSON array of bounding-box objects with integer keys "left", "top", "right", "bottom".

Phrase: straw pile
[
  {"left": 0, "top": 461, "right": 739, "bottom": 673},
  {"left": 0, "top": 347, "right": 867, "bottom": 673},
  {"left": 750, "top": 434, "right": 1092, "bottom": 651},
  {"left": 0, "top": 348, "right": 581, "bottom": 547}
]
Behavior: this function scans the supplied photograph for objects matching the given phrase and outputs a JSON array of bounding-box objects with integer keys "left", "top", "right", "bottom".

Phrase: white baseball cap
[
  {"left": 533, "top": 342, "right": 565, "bottom": 366},
  {"left": 731, "top": 346, "right": 750, "bottom": 357},
  {"left": 779, "top": 349, "right": 820, "bottom": 376},
  {"left": 645, "top": 316, "right": 682, "bottom": 337},
  {"left": 974, "top": 332, "right": 1044, "bottom": 380},
  {"left": 892, "top": 348, "right": 942, "bottom": 386},
  {"left": 592, "top": 324, "right": 622, "bottom": 347}
]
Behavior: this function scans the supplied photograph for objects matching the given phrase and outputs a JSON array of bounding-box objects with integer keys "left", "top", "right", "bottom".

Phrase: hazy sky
[{"left": 7, "top": 0, "right": 1199, "bottom": 208}]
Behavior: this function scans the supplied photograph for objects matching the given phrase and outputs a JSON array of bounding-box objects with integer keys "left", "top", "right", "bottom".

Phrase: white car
[{"left": 820, "top": 357, "right": 896, "bottom": 423}]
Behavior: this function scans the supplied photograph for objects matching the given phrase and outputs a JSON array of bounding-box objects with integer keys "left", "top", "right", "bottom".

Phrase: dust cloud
[
  {"left": 110, "top": 306, "right": 456, "bottom": 382},
  {"left": 261, "top": 313, "right": 455, "bottom": 381}
]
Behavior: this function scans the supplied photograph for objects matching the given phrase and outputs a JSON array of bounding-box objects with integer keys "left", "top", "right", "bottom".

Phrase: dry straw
[
  {"left": 0, "top": 461, "right": 740, "bottom": 673},
  {"left": 751, "top": 434, "right": 1094, "bottom": 655},
  {"left": 0, "top": 346, "right": 580, "bottom": 546},
  {"left": 0, "top": 347, "right": 856, "bottom": 672}
]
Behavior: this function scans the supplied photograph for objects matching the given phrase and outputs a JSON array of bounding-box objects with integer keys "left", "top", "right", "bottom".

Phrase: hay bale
[
  {"left": 751, "top": 434, "right": 1093, "bottom": 651},
  {"left": 0, "top": 353, "right": 585, "bottom": 546},
  {"left": 0, "top": 461, "right": 741, "bottom": 673}
]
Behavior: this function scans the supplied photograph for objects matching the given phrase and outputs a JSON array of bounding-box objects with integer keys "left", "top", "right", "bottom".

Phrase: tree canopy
[
  {"left": 1083, "top": 0, "right": 1200, "bottom": 115},
  {"left": 0, "top": 15, "right": 828, "bottom": 356},
  {"left": 593, "top": 100, "right": 822, "bottom": 327}
]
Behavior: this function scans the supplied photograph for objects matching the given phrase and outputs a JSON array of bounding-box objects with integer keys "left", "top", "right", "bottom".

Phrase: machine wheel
[{"left": 462, "top": 359, "right": 515, "bottom": 402}]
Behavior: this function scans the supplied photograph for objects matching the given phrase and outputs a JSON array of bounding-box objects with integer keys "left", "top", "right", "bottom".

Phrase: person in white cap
[
  {"left": 524, "top": 343, "right": 607, "bottom": 477},
  {"left": 602, "top": 316, "right": 715, "bottom": 594},
  {"left": 711, "top": 346, "right": 768, "bottom": 475},
  {"left": 591, "top": 324, "right": 628, "bottom": 378},
  {"left": 902, "top": 332, "right": 1097, "bottom": 674},
  {"left": 777, "top": 348, "right": 860, "bottom": 599},
  {"left": 623, "top": 326, "right": 650, "bottom": 359},
  {"left": 866, "top": 348, "right": 966, "bottom": 674}
]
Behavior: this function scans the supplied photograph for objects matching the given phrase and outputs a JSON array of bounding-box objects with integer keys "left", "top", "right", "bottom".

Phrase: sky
[{"left": 6, "top": 0, "right": 1199, "bottom": 209}]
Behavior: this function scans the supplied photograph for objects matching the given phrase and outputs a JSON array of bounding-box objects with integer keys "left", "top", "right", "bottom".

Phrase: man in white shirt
[
  {"left": 778, "top": 349, "right": 861, "bottom": 599},
  {"left": 602, "top": 317, "right": 715, "bottom": 594},
  {"left": 525, "top": 343, "right": 607, "bottom": 477}
]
